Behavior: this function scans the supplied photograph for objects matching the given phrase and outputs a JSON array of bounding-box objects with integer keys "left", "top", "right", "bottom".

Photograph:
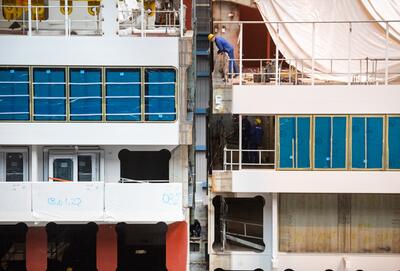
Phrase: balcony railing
[
  {"left": 118, "top": 8, "right": 185, "bottom": 37},
  {"left": 213, "top": 20, "right": 400, "bottom": 86},
  {"left": 223, "top": 147, "right": 275, "bottom": 170},
  {"left": 0, "top": 3, "right": 103, "bottom": 36},
  {"left": 220, "top": 57, "right": 400, "bottom": 86},
  {"left": 0, "top": 181, "right": 184, "bottom": 222}
]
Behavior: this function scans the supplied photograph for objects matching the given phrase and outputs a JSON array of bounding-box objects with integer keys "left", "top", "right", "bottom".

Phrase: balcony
[
  {"left": 211, "top": 20, "right": 400, "bottom": 114},
  {"left": 0, "top": 182, "right": 184, "bottom": 223},
  {"left": 211, "top": 115, "right": 400, "bottom": 193},
  {"left": 0, "top": 1, "right": 186, "bottom": 37}
]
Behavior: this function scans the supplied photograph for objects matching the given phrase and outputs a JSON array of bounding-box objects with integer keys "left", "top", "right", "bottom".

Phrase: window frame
[
  {"left": 0, "top": 66, "right": 30, "bottom": 121},
  {"left": 68, "top": 67, "right": 103, "bottom": 122},
  {"left": 0, "top": 66, "right": 178, "bottom": 123},
  {"left": 277, "top": 115, "right": 312, "bottom": 170},
  {"left": 387, "top": 115, "right": 400, "bottom": 170},
  {"left": 32, "top": 67, "right": 67, "bottom": 121},
  {"left": 312, "top": 115, "right": 348, "bottom": 170},
  {"left": 104, "top": 67, "right": 142, "bottom": 122},
  {"left": 0, "top": 147, "right": 29, "bottom": 182},
  {"left": 349, "top": 115, "right": 385, "bottom": 170},
  {"left": 48, "top": 151, "right": 100, "bottom": 182},
  {"left": 144, "top": 67, "right": 177, "bottom": 121}
]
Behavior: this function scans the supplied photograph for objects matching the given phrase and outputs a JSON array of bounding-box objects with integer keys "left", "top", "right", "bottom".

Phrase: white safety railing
[
  {"left": 223, "top": 146, "right": 275, "bottom": 170},
  {"left": 222, "top": 57, "right": 400, "bottom": 85},
  {"left": 0, "top": 3, "right": 103, "bottom": 36},
  {"left": 117, "top": 5, "right": 185, "bottom": 37},
  {"left": 213, "top": 20, "right": 400, "bottom": 86}
]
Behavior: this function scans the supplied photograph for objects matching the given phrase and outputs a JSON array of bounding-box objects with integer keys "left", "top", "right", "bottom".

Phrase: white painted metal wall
[{"left": 232, "top": 85, "right": 400, "bottom": 115}]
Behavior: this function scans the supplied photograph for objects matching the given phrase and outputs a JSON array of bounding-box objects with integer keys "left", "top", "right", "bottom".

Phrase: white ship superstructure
[{"left": 0, "top": 1, "right": 193, "bottom": 270}]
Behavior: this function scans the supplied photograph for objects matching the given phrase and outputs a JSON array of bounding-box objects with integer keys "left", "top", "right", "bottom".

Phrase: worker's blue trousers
[{"left": 226, "top": 49, "right": 239, "bottom": 76}]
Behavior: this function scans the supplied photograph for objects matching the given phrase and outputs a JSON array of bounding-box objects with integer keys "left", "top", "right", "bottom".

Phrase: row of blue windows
[
  {"left": 0, "top": 67, "right": 176, "bottom": 121},
  {"left": 279, "top": 116, "right": 400, "bottom": 169}
]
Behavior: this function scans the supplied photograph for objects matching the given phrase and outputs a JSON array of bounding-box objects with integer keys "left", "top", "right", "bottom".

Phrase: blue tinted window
[
  {"left": 367, "top": 117, "right": 383, "bottom": 168},
  {"left": 279, "top": 116, "right": 310, "bottom": 168},
  {"left": 314, "top": 116, "right": 346, "bottom": 168},
  {"left": 69, "top": 68, "right": 102, "bottom": 121},
  {"left": 297, "top": 117, "right": 311, "bottom": 168},
  {"left": 105, "top": 69, "right": 141, "bottom": 121},
  {"left": 0, "top": 68, "right": 29, "bottom": 120},
  {"left": 351, "top": 117, "right": 383, "bottom": 168},
  {"left": 33, "top": 68, "right": 66, "bottom": 121},
  {"left": 145, "top": 69, "right": 176, "bottom": 121},
  {"left": 279, "top": 117, "right": 295, "bottom": 168},
  {"left": 388, "top": 116, "right": 400, "bottom": 169}
]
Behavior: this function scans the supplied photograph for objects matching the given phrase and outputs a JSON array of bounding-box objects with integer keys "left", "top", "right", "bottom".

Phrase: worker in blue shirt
[
  {"left": 208, "top": 34, "right": 239, "bottom": 78},
  {"left": 249, "top": 118, "right": 264, "bottom": 163}
]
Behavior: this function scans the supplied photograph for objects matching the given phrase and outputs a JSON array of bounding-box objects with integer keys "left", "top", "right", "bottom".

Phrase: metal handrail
[
  {"left": 118, "top": 8, "right": 184, "bottom": 37},
  {"left": 212, "top": 20, "right": 400, "bottom": 86},
  {"left": 0, "top": 3, "right": 103, "bottom": 36},
  {"left": 221, "top": 57, "right": 400, "bottom": 85},
  {"left": 223, "top": 146, "right": 275, "bottom": 170}
]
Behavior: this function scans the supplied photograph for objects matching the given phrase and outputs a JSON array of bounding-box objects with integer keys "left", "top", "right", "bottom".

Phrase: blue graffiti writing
[
  {"left": 47, "top": 197, "right": 82, "bottom": 207},
  {"left": 162, "top": 192, "right": 180, "bottom": 206}
]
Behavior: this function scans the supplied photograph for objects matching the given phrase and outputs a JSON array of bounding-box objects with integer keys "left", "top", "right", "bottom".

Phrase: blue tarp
[
  {"left": 279, "top": 117, "right": 295, "bottom": 168},
  {"left": 0, "top": 68, "right": 29, "bottom": 120},
  {"left": 70, "top": 68, "right": 102, "bottom": 121},
  {"left": 279, "top": 116, "right": 310, "bottom": 168},
  {"left": 352, "top": 117, "right": 383, "bottom": 168},
  {"left": 388, "top": 116, "right": 400, "bottom": 169},
  {"left": 106, "top": 69, "right": 141, "bottom": 121},
  {"left": 33, "top": 68, "right": 66, "bottom": 121},
  {"left": 145, "top": 69, "right": 176, "bottom": 121},
  {"left": 314, "top": 116, "right": 346, "bottom": 168}
]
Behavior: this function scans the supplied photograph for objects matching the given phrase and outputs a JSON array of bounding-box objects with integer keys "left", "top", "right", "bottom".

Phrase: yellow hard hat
[
  {"left": 255, "top": 118, "right": 262, "bottom": 125},
  {"left": 208, "top": 34, "right": 215, "bottom": 41}
]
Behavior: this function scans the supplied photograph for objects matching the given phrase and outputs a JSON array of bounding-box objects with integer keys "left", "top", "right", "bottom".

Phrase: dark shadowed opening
[
  {"left": 118, "top": 149, "right": 171, "bottom": 181},
  {"left": 116, "top": 223, "right": 167, "bottom": 271}
]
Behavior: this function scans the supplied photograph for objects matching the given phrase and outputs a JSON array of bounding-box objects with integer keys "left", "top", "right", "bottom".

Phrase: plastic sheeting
[
  {"left": 145, "top": 69, "right": 176, "bottom": 121},
  {"left": 70, "top": 68, "right": 102, "bottom": 121},
  {"left": 279, "top": 116, "right": 310, "bottom": 169},
  {"left": 256, "top": 0, "right": 400, "bottom": 82},
  {"left": 33, "top": 68, "right": 66, "bottom": 121},
  {"left": 106, "top": 68, "right": 141, "bottom": 121},
  {"left": 0, "top": 68, "right": 29, "bottom": 120},
  {"left": 351, "top": 117, "right": 384, "bottom": 169},
  {"left": 314, "top": 116, "right": 346, "bottom": 169},
  {"left": 388, "top": 116, "right": 400, "bottom": 169}
]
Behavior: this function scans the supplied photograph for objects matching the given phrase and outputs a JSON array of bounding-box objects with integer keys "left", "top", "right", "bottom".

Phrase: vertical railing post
[
  {"left": 223, "top": 146, "right": 227, "bottom": 171},
  {"left": 347, "top": 22, "right": 352, "bottom": 85},
  {"left": 311, "top": 22, "right": 315, "bottom": 85},
  {"left": 141, "top": 1, "right": 145, "bottom": 37},
  {"left": 27, "top": 0, "right": 32, "bottom": 36},
  {"left": 239, "top": 23, "right": 243, "bottom": 85},
  {"left": 35, "top": 6, "right": 39, "bottom": 32},
  {"left": 64, "top": 0, "right": 69, "bottom": 36},
  {"left": 180, "top": 0, "right": 184, "bottom": 37},
  {"left": 275, "top": 23, "right": 279, "bottom": 85},
  {"left": 385, "top": 21, "right": 389, "bottom": 85},
  {"left": 239, "top": 115, "right": 243, "bottom": 170}
]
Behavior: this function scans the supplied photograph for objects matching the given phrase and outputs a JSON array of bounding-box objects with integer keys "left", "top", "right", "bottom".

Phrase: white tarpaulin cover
[{"left": 256, "top": 0, "right": 400, "bottom": 82}]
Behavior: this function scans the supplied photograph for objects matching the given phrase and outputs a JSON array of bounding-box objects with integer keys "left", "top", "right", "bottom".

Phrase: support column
[
  {"left": 271, "top": 193, "right": 279, "bottom": 271},
  {"left": 30, "top": 146, "right": 39, "bottom": 182},
  {"left": 26, "top": 227, "right": 47, "bottom": 271},
  {"left": 97, "top": 224, "right": 117, "bottom": 271},
  {"left": 166, "top": 221, "right": 188, "bottom": 271}
]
